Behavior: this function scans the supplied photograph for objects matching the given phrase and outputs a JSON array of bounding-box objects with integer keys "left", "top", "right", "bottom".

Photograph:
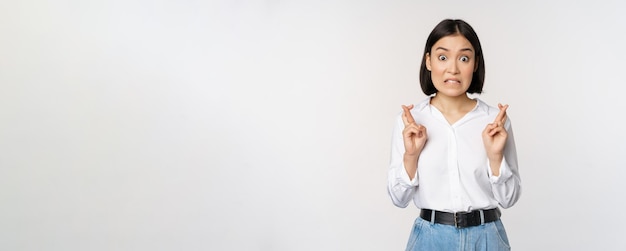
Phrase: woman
[{"left": 387, "top": 19, "right": 522, "bottom": 250}]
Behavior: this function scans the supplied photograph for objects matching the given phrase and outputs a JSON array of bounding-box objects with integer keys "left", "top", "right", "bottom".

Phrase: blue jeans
[{"left": 406, "top": 217, "right": 511, "bottom": 251}]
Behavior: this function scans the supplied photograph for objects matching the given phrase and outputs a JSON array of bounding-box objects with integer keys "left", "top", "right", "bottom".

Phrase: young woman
[{"left": 387, "top": 19, "right": 522, "bottom": 250}]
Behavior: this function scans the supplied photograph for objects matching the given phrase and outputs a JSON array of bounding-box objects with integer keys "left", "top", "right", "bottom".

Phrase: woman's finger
[
  {"left": 416, "top": 125, "right": 427, "bottom": 138},
  {"left": 403, "top": 125, "right": 418, "bottom": 134},
  {"left": 401, "top": 104, "right": 416, "bottom": 125},
  {"left": 494, "top": 103, "right": 509, "bottom": 124},
  {"left": 483, "top": 123, "right": 497, "bottom": 136},
  {"left": 489, "top": 123, "right": 507, "bottom": 137}
]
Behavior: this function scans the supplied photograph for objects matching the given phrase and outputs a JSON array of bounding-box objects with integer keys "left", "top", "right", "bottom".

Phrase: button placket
[{"left": 447, "top": 126, "right": 462, "bottom": 209}]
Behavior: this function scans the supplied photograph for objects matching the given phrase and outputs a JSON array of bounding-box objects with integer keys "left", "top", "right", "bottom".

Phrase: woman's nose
[{"left": 447, "top": 60, "right": 460, "bottom": 74}]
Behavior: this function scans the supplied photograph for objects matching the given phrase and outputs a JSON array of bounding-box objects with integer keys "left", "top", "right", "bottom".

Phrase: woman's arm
[
  {"left": 488, "top": 122, "right": 522, "bottom": 209},
  {"left": 387, "top": 107, "right": 427, "bottom": 208}
]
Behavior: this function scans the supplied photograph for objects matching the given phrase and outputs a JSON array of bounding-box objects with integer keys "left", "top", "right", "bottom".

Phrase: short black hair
[{"left": 419, "top": 19, "right": 485, "bottom": 95}]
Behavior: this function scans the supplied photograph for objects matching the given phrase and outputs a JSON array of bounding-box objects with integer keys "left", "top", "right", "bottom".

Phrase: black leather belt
[{"left": 420, "top": 208, "right": 501, "bottom": 228}]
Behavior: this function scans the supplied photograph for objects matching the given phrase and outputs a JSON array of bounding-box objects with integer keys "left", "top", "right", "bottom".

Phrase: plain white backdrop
[{"left": 1, "top": 0, "right": 625, "bottom": 250}]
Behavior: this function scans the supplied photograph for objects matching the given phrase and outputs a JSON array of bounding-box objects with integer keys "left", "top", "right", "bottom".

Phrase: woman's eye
[
  {"left": 460, "top": 56, "right": 469, "bottom": 62},
  {"left": 438, "top": 55, "right": 447, "bottom": 61}
]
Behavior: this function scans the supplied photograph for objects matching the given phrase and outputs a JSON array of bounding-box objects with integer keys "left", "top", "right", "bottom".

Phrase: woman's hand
[
  {"left": 401, "top": 105, "right": 428, "bottom": 158},
  {"left": 482, "top": 104, "right": 509, "bottom": 175}
]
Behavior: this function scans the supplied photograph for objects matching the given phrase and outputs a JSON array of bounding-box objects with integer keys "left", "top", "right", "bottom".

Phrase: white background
[{"left": 1, "top": 0, "right": 625, "bottom": 250}]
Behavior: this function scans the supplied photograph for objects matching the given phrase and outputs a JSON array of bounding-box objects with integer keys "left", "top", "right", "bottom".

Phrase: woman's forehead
[{"left": 432, "top": 34, "right": 474, "bottom": 51}]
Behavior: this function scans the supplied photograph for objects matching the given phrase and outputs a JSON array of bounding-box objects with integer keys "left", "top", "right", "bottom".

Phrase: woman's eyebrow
[{"left": 434, "top": 47, "right": 473, "bottom": 52}]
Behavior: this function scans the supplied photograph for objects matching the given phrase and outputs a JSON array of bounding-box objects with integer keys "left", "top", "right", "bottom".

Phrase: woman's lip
[{"left": 444, "top": 79, "right": 460, "bottom": 83}]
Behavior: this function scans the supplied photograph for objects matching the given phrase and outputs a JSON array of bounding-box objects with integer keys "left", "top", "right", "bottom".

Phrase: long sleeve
[
  {"left": 487, "top": 122, "right": 522, "bottom": 209},
  {"left": 386, "top": 98, "right": 521, "bottom": 212},
  {"left": 387, "top": 115, "right": 419, "bottom": 208}
]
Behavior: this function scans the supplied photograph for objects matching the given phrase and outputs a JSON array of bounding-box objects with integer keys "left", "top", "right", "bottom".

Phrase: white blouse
[{"left": 387, "top": 97, "right": 521, "bottom": 213}]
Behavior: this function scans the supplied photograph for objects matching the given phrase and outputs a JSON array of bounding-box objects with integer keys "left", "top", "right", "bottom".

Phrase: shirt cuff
[
  {"left": 398, "top": 163, "right": 419, "bottom": 187},
  {"left": 488, "top": 157, "right": 513, "bottom": 184}
]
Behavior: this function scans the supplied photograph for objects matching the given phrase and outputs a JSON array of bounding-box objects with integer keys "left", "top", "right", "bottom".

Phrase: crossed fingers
[
  {"left": 401, "top": 104, "right": 426, "bottom": 135},
  {"left": 493, "top": 103, "right": 509, "bottom": 127},
  {"left": 401, "top": 104, "right": 415, "bottom": 126}
]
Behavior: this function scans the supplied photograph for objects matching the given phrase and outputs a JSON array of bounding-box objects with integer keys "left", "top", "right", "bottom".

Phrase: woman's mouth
[{"left": 444, "top": 79, "right": 460, "bottom": 84}]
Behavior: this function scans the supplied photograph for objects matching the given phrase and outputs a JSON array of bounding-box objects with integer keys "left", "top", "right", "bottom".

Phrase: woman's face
[{"left": 426, "top": 34, "right": 476, "bottom": 98}]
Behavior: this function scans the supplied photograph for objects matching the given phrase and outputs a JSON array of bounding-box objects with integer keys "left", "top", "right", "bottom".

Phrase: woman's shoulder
[
  {"left": 393, "top": 97, "right": 431, "bottom": 122},
  {"left": 475, "top": 98, "right": 513, "bottom": 125},
  {"left": 414, "top": 97, "right": 431, "bottom": 110},
  {"left": 475, "top": 98, "right": 500, "bottom": 113},
  {"left": 476, "top": 98, "right": 498, "bottom": 111}
]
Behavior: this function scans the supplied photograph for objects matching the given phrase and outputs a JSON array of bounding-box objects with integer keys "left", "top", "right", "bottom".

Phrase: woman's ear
[{"left": 425, "top": 53, "right": 432, "bottom": 71}]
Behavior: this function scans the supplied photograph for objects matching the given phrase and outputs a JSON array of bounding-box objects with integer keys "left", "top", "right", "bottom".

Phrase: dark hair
[{"left": 419, "top": 19, "right": 485, "bottom": 95}]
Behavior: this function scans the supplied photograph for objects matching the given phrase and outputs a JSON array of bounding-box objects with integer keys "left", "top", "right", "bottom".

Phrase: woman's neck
[{"left": 430, "top": 94, "right": 475, "bottom": 113}]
